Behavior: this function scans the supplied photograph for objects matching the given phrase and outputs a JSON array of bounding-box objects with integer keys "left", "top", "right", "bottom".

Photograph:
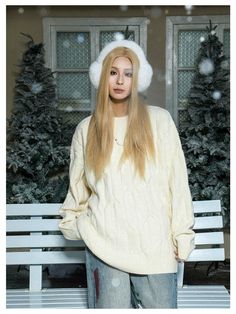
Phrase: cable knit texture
[{"left": 59, "top": 105, "right": 195, "bottom": 274}]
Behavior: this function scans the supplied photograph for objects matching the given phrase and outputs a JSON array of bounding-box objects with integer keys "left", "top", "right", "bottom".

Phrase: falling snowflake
[
  {"left": 63, "top": 40, "right": 70, "bottom": 48},
  {"left": 119, "top": 5, "right": 128, "bottom": 11},
  {"left": 39, "top": 7, "right": 48, "bottom": 16},
  {"left": 185, "top": 5, "right": 194, "bottom": 15},
  {"left": 199, "top": 58, "right": 215, "bottom": 75},
  {"left": 18, "top": 7, "right": 24, "bottom": 14},
  {"left": 114, "top": 32, "right": 125, "bottom": 41},
  {"left": 187, "top": 16, "right": 193, "bottom": 22},
  {"left": 65, "top": 106, "right": 74, "bottom": 112},
  {"left": 211, "top": 30, "right": 216, "bottom": 35},
  {"left": 199, "top": 155, "right": 206, "bottom": 163},
  {"left": 200, "top": 36, "right": 205, "bottom": 42},
  {"left": 31, "top": 82, "right": 43, "bottom": 94},
  {"left": 221, "top": 60, "right": 229, "bottom": 70},
  {"left": 72, "top": 90, "right": 81, "bottom": 99},
  {"left": 77, "top": 33, "right": 85, "bottom": 44},
  {"left": 111, "top": 278, "right": 120, "bottom": 287},
  {"left": 212, "top": 90, "right": 222, "bottom": 100}
]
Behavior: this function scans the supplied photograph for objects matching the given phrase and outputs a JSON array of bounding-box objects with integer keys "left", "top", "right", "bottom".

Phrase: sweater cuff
[
  {"left": 58, "top": 213, "right": 82, "bottom": 240},
  {"left": 176, "top": 234, "right": 195, "bottom": 261}
]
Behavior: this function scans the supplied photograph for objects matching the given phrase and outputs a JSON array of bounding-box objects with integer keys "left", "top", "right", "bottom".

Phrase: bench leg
[{"left": 30, "top": 265, "right": 42, "bottom": 290}]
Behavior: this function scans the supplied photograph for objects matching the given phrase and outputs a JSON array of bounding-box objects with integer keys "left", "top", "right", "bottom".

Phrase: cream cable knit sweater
[{"left": 59, "top": 105, "right": 195, "bottom": 274}]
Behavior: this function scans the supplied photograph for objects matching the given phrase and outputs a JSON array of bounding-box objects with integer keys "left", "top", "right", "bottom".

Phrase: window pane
[
  {"left": 62, "top": 111, "right": 91, "bottom": 127},
  {"left": 178, "top": 70, "right": 195, "bottom": 109},
  {"left": 223, "top": 29, "right": 230, "bottom": 59},
  {"left": 178, "top": 30, "right": 208, "bottom": 67},
  {"left": 57, "top": 73, "right": 91, "bottom": 111},
  {"left": 57, "top": 32, "right": 90, "bottom": 68},
  {"left": 100, "top": 31, "right": 135, "bottom": 50}
]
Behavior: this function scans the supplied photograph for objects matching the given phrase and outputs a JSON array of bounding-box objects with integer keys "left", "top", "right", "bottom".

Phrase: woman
[{"left": 59, "top": 39, "right": 195, "bottom": 308}]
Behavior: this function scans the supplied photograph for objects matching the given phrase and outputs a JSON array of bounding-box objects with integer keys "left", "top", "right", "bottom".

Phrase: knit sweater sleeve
[
  {"left": 166, "top": 112, "right": 195, "bottom": 261},
  {"left": 58, "top": 125, "right": 91, "bottom": 240}
]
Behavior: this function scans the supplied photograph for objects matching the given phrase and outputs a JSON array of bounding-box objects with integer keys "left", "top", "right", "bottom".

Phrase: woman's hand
[{"left": 174, "top": 250, "right": 185, "bottom": 263}]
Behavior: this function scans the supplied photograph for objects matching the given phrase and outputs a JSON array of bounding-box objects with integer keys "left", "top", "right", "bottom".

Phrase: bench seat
[
  {"left": 6, "top": 288, "right": 88, "bottom": 309},
  {"left": 6, "top": 285, "right": 230, "bottom": 308}
]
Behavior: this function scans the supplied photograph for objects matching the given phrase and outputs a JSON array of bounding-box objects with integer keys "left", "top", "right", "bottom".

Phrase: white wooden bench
[{"left": 6, "top": 200, "right": 230, "bottom": 308}]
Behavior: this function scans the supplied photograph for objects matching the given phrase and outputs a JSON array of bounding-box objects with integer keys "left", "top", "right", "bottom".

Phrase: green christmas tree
[
  {"left": 7, "top": 33, "right": 71, "bottom": 203},
  {"left": 179, "top": 21, "right": 230, "bottom": 225}
]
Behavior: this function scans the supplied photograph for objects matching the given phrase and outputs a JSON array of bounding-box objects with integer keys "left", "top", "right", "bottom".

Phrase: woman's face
[{"left": 109, "top": 57, "right": 133, "bottom": 102}]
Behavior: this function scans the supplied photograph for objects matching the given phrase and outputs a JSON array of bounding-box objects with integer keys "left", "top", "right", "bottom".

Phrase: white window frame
[
  {"left": 166, "top": 15, "right": 230, "bottom": 126},
  {"left": 43, "top": 17, "right": 148, "bottom": 114}
]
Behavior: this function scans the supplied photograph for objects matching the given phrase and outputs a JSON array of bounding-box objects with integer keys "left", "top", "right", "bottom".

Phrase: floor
[{"left": 7, "top": 260, "right": 230, "bottom": 292}]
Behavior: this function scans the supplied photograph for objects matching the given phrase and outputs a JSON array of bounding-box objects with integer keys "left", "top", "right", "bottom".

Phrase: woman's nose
[{"left": 117, "top": 74, "right": 124, "bottom": 85}]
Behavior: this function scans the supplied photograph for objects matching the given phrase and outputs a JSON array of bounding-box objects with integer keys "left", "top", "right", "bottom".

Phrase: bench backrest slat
[
  {"left": 192, "top": 200, "right": 221, "bottom": 213},
  {"left": 7, "top": 200, "right": 221, "bottom": 216},
  {"left": 7, "top": 219, "right": 61, "bottom": 232},
  {"left": 6, "top": 232, "right": 224, "bottom": 248},
  {"left": 187, "top": 248, "right": 225, "bottom": 262},
  {"left": 194, "top": 232, "right": 224, "bottom": 245},
  {"left": 193, "top": 216, "right": 223, "bottom": 230},
  {"left": 7, "top": 235, "right": 84, "bottom": 248},
  {"left": 6, "top": 203, "right": 62, "bottom": 216},
  {"left": 6, "top": 251, "right": 85, "bottom": 265},
  {"left": 6, "top": 216, "right": 223, "bottom": 233}
]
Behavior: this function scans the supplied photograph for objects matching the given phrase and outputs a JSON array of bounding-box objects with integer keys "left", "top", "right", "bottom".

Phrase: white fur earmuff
[{"left": 89, "top": 40, "right": 153, "bottom": 93}]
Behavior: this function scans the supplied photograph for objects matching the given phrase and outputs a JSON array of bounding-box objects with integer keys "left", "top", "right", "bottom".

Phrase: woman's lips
[{"left": 113, "top": 89, "right": 125, "bottom": 94}]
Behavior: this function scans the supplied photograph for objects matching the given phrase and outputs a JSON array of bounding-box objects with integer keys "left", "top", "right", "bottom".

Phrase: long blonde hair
[{"left": 86, "top": 46, "right": 156, "bottom": 182}]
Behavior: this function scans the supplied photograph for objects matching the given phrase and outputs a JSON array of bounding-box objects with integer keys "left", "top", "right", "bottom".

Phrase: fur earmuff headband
[{"left": 89, "top": 40, "right": 153, "bottom": 93}]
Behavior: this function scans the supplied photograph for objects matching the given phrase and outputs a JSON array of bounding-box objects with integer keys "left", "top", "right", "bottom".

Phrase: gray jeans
[{"left": 85, "top": 245, "right": 177, "bottom": 308}]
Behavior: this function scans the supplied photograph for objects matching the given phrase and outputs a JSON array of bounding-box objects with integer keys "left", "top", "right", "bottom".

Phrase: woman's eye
[
  {"left": 110, "top": 70, "right": 117, "bottom": 75},
  {"left": 126, "top": 72, "right": 133, "bottom": 77}
]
